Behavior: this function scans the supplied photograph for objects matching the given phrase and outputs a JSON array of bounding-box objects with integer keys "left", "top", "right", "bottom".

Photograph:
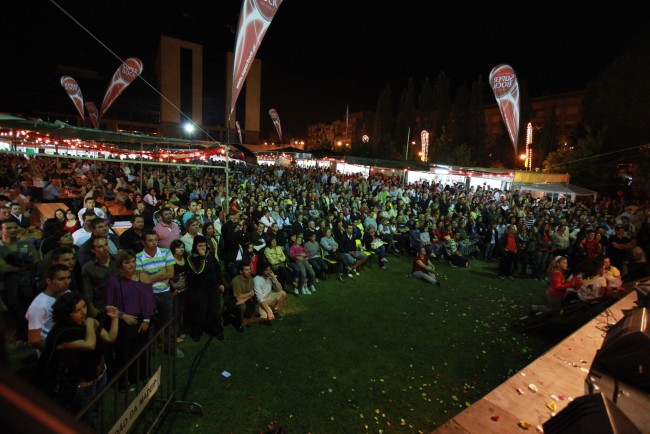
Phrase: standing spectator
[
  {"left": 26, "top": 264, "right": 71, "bottom": 354},
  {"left": 77, "top": 197, "right": 105, "bottom": 223},
  {"left": 119, "top": 215, "right": 146, "bottom": 253},
  {"left": 513, "top": 222, "right": 530, "bottom": 277},
  {"left": 551, "top": 223, "right": 570, "bottom": 257},
  {"left": 77, "top": 218, "right": 121, "bottom": 267},
  {"left": 40, "top": 291, "right": 118, "bottom": 425},
  {"left": 533, "top": 222, "right": 553, "bottom": 281},
  {"left": 154, "top": 207, "right": 181, "bottom": 249},
  {"left": 72, "top": 211, "right": 97, "bottom": 247},
  {"left": 182, "top": 200, "right": 204, "bottom": 228},
  {"left": 136, "top": 230, "right": 183, "bottom": 358},
  {"left": 169, "top": 239, "right": 189, "bottom": 343},
  {"left": 484, "top": 221, "right": 498, "bottom": 262},
  {"left": 81, "top": 237, "right": 117, "bottom": 320},
  {"left": 498, "top": 224, "right": 517, "bottom": 280},
  {"left": 9, "top": 202, "right": 30, "bottom": 230},
  {"left": 187, "top": 235, "right": 226, "bottom": 341},
  {"left": 181, "top": 216, "right": 202, "bottom": 252},
  {"left": 104, "top": 250, "right": 154, "bottom": 391},
  {"left": 0, "top": 219, "right": 40, "bottom": 345},
  {"left": 608, "top": 226, "right": 635, "bottom": 272}
]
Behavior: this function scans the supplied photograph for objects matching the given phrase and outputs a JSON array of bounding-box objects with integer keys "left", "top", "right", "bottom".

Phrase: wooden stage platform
[{"left": 432, "top": 290, "right": 641, "bottom": 434}]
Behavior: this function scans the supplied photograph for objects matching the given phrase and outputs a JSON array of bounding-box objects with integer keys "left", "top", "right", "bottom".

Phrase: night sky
[{"left": 4, "top": 1, "right": 649, "bottom": 138}]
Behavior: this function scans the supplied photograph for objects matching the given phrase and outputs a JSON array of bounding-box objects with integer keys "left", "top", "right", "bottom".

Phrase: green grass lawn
[{"left": 162, "top": 255, "right": 563, "bottom": 434}]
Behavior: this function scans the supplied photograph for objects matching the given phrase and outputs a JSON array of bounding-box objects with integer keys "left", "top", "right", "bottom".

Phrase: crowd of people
[{"left": 1, "top": 154, "right": 649, "bottom": 420}]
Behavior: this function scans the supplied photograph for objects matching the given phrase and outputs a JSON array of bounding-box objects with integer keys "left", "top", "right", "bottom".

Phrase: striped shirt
[{"left": 136, "top": 247, "right": 174, "bottom": 294}]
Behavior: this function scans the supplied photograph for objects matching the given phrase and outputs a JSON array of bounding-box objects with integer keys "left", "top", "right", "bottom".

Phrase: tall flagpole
[
  {"left": 404, "top": 127, "right": 411, "bottom": 161},
  {"left": 345, "top": 104, "right": 349, "bottom": 145}
]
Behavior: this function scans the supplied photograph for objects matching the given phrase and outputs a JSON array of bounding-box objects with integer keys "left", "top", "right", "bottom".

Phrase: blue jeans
[{"left": 75, "top": 368, "right": 108, "bottom": 429}]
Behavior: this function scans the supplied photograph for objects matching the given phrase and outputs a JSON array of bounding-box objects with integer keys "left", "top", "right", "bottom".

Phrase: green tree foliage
[
  {"left": 395, "top": 78, "right": 416, "bottom": 158},
  {"left": 372, "top": 82, "right": 393, "bottom": 157},
  {"left": 447, "top": 83, "right": 470, "bottom": 149},
  {"left": 431, "top": 71, "right": 451, "bottom": 142},
  {"left": 467, "top": 77, "right": 488, "bottom": 163},
  {"left": 542, "top": 127, "right": 620, "bottom": 191}
]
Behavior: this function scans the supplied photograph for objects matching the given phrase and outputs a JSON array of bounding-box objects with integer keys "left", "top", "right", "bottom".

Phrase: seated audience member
[
  {"left": 253, "top": 264, "right": 287, "bottom": 324},
  {"left": 601, "top": 256, "right": 622, "bottom": 289},
  {"left": 566, "top": 259, "right": 610, "bottom": 303},
  {"left": 530, "top": 256, "right": 581, "bottom": 315},
  {"left": 319, "top": 228, "right": 347, "bottom": 281},
  {"left": 363, "top": 226, "right": 388, "bottom": 268},
  {"left": 338, "top": 224, "right": 367, "bottom": 275},
  {"left": 289, "top": 235, "right": 317, "bottom": 295},
  {"left": 228, "top": 261, "right": 257, "bottom": 332},
  {"left": 412, "top": 247, "right": 441, "bottom": 286},
  {"left": 305, "top": 232, "right": 329, "bottom": 280},
  {"left": 443, "top": 235, "right": 469, "bottom": 267}
]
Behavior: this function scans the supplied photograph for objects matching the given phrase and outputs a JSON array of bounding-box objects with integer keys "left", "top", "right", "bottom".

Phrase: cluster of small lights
[
  {"left": 0, "top": 128, "right": 227, "bottom": 161},
  {"left": 420, "top": 130, "right": 429, "bottom": 162}
]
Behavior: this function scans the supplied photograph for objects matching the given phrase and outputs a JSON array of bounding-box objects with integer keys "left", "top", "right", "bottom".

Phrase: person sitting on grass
[
  {"left": 228, "top": 262, "right": 257, "bottom": 333},
  {"left": 253, "top": 264, "right": 287, "bottom": 324},
  {"left": 443, "top": 235, "right": 469, "bottom": 268},
  {"left": 530, "top": 255, "right": 581, "bottom": 315},
  {"left": 412, "top": 247, "right": 441, "bottom": 286}
]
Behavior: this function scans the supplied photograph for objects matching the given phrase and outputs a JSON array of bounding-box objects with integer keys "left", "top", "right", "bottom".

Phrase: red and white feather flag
[
  {"left": 489, "top": 64, "right": 520, "bottom": 155},
  {"left": 100, "top": 57, "right": 143, "bottom": 119},
  {"left": 229, "top": 0, "right": 283, "bottom": 118},
  {"left": 60, "top": 76, "right": 85, "bottom": 120}
]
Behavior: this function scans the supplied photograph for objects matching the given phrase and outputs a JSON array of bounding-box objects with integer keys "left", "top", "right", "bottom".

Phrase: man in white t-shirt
[
  {"left": 25, "top": 264, "right": 71, "bottom": 355},
  {"left": 77, "top": 197, "right": 105, "bottom": 222},
  {"left": 253, "top": 264, "right": 286, "bottom": 322}
]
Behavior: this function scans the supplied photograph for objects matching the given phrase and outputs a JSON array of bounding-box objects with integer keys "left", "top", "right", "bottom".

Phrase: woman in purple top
[{"left": 105, "top": 249, "right": 155, "bottom": 389}]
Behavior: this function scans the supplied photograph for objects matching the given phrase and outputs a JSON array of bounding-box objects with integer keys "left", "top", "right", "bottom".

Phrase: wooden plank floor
[{"left": 432, "top": 291, "right": 640, "bottom": 434}]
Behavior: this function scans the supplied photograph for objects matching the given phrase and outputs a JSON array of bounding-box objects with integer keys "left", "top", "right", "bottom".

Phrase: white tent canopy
[{"left": 516, "top": 183, "right": 598, "bottom": 202}]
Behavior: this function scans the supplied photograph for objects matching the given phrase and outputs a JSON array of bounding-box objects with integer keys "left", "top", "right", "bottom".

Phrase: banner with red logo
[
  {"left": 229, "top": 0, "right": 283, "bottom": 118},
  {"left": 269, "top": 108, "right": 282, "bottom": 143},
  {"left": 489, "top": 64, "right": 520, "bottom": 155},
  {"left": 85, "top": 102, "right": 99, "bottom": 128},
  {"left": 100, "top": 57, "right": 143, "bottom": 118},
  {"left": 235, "top": 120, "right": 243, "bottom": 144},
  {"left": 60, "top": 76, "right": 85, "bottom": 120}
]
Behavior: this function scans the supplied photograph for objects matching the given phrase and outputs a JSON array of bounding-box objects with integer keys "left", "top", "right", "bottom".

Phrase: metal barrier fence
[{"left": 75, "top": 316, "right": 203, "bottom": 433}]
